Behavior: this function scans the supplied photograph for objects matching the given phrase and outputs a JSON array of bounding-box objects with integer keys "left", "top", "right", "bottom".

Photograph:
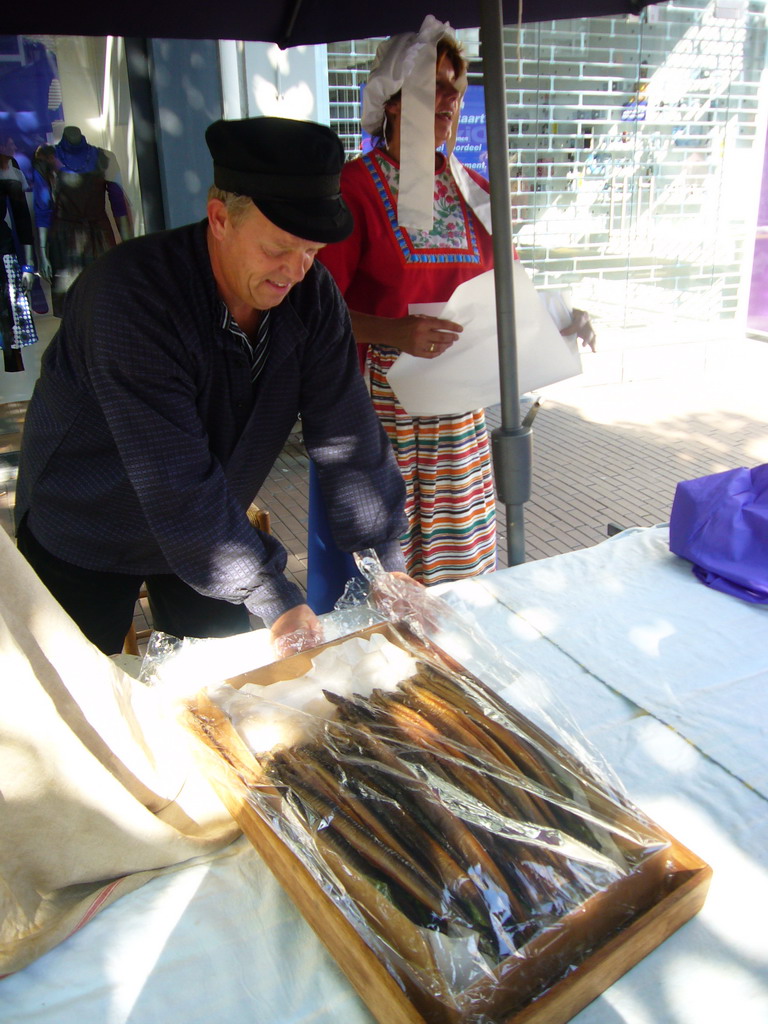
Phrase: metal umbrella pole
[{"left": 480, "top": 0, "right": 533, "bottom": 567}]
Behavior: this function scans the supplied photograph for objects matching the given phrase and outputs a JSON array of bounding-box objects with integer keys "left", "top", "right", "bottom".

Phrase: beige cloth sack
[{"left": 0, "top": 529, "right": 240, "bottom": 976}]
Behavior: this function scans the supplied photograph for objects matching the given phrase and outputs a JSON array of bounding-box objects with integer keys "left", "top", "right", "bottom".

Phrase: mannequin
[
  {"left": 35, "top": 125, "right": 133, "bottom": 315},
  {"left": 0, "top": 138, "right": 38, "bottom": 372}
]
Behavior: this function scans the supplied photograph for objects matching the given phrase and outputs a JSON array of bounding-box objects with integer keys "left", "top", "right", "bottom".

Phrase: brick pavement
[{"left": 3, "top": 330, "right": 767, "bottom": 634}]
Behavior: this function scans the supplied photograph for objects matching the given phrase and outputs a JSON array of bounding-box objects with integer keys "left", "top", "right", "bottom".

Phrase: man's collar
[{"left": 220, "top": 301, "right": 270, "bottom": 341}]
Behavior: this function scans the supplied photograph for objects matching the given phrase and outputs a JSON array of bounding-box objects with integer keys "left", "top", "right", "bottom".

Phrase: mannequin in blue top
[{"left": 34, "top": 125, "right": 132, "bottom": 314}]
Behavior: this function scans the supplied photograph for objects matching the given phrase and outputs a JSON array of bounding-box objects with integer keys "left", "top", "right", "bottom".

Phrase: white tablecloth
[{"left": 3, "top": 526, "right": 768, "bottom": 1024}]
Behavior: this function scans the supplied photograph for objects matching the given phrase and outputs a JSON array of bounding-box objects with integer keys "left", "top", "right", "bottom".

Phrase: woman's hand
[
  {"left": 562, "top": 308, "right": 596, "bottom": 352},
  {"left": 390, "top": 314, "right": 463, "bottom": 359}
]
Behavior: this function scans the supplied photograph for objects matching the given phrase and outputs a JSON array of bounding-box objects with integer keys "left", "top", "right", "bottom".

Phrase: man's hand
[
  {"left": 369, "top": 570, "right": 442, "bottom": 633},
  {"left": 270, "top": 603, "right": 323, "bottom": 658}
]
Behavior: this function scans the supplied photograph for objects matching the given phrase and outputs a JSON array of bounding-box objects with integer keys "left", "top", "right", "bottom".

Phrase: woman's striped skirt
[{"left": 369, "top": 347, "right": 497, "bottom": 585}]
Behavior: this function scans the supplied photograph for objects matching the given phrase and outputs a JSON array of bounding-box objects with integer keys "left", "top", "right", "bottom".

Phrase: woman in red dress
[{"left": 318, "top": 17, "right": 498, "bottom": 590}]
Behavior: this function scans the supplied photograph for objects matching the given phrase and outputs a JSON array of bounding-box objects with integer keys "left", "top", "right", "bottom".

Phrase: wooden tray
[{"left": 184, "top": 624, "right": 712, "bottom": 1024}]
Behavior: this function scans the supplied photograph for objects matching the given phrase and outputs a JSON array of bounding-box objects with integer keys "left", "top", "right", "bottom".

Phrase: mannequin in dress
[
  {"left": 35, "top": 125, "right": 133, "bottom": 315},
  {"left": 0, "top": 138, "right": 37, "bottom": 371}
]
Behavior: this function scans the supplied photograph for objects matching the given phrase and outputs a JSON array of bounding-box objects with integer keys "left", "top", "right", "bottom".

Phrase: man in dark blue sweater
[{"left": 15, "top": 117, "right": 406, "bottom": 656}]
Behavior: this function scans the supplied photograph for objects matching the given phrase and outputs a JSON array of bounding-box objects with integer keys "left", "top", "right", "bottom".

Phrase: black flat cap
[{"left": 205, "top": 117, "right": 353, "bottom": 244}]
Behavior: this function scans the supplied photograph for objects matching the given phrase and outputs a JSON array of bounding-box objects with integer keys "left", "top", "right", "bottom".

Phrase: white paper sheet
[{"left": 386, "top": 261, "right": 582, "bottom": 416}]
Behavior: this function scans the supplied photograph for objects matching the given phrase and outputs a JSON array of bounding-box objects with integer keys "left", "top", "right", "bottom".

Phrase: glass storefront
[{"left": 0, "top": 35, "right": 142, "bottom": 236}]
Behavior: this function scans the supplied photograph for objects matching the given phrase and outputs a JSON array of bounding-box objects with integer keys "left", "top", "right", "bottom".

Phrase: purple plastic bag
[{"left": 669, "top": 464, "right": 768, "bottom": 604}]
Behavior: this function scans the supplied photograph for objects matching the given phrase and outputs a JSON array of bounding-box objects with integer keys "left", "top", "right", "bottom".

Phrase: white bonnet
[
  {"left": 362, "top": 15, "right": 466, "bottom": 230},
  {"left": 361, "top": 15, "right": 454, "bottom": 135}
]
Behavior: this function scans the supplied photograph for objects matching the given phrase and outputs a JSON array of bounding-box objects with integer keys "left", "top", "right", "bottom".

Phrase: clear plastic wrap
[{"left": 180, "top": 560, "right": 680, "bottom": 1024}]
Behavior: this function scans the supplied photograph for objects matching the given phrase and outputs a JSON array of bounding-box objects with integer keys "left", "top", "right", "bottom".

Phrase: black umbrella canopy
[{"left": 8, "top": 0, "right": 651, "bottom": 45}]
